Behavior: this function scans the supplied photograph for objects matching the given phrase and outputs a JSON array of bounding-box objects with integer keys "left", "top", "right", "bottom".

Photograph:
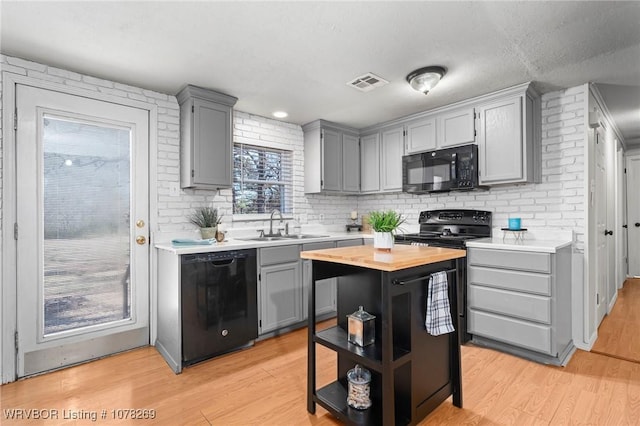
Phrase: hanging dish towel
[{"left": 425, "top": 271, "right": 455, "bottom": 336}]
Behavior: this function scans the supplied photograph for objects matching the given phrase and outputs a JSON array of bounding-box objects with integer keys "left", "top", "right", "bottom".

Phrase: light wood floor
[
  {"left": 2, "top": 322, "right": 640, "bottom": 425},
  {"left": 592, "top": 278, "right": 640, "bottom": 363}
]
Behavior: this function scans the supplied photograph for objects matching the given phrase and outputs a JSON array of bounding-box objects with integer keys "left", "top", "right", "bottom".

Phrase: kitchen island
[{"left": 301, "top": 244, "right": 466, "bottom": 425}]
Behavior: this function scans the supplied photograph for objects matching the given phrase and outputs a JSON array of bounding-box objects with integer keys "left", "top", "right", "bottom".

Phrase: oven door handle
[{"left": 392, "top": 268, "right": 456, "bottom": 285}]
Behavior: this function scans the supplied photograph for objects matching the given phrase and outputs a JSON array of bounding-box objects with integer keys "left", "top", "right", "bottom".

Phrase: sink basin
[
  {"left": 237, "top": 234, "right": 329, "bottom": 242},
  {"left": 238, "top": 236, "right": 287, "bottom": 242},
  {"left": 280, "top": 234, "right": 330, "bottom": 239}
]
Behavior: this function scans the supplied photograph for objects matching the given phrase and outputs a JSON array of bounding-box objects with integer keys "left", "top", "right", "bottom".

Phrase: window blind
[{"left": 233, "top": 143, "right": 293, "bottom": 214}]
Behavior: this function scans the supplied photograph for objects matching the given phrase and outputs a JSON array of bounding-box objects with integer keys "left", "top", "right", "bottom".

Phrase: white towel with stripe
[{"left": 425, "top": 271, "right": 455, "bottom": 336}]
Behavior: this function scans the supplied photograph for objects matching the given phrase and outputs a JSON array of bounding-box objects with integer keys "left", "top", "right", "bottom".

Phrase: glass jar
[
  {"left": 347, "top": 306, "right": 375, "bottom": 347},
  {"left": 347, "top": 364, "right": 372, "bottom": 410}
]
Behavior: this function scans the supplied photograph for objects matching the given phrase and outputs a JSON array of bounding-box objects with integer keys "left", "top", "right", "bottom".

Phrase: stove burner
[{"left": 395, "top": 209, "right": 492, "bottom": 249}]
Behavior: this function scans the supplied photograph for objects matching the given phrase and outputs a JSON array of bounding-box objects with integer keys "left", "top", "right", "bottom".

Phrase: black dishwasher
[{"left": 181, "top": 249, "right": 257, "bottom": 365}]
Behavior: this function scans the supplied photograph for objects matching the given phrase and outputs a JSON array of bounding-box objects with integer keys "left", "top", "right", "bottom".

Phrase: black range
[{"left": 395, "top": 209, "right": 492, "bottom": 343}]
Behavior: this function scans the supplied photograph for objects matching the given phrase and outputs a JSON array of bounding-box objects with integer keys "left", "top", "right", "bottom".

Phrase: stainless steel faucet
[{"left": 268, "top": 209, "right": 283, "bottom": 236}]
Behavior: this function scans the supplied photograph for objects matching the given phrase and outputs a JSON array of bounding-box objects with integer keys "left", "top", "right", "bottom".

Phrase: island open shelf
[{"left": 302, "top": 245, "right": 465, "bottom": 425}]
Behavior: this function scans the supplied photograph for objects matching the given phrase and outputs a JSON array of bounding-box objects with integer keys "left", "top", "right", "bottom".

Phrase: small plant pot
[
  {"left": 200, "top": 227, "right": 217, "bottom": 240},
  {"left": 373, "top": 231, "right": 394, "bottom": 251}
]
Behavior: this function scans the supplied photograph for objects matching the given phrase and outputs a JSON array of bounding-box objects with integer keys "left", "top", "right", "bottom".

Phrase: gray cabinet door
[
  {"left": 438, "top": 107, "right": 475, "bottom": 148},
  {"left": 381, "top": 126, "right": 404, "bottom": 191},
  {"left": 192, "top": 98, "right": 232, "bottom": 188},
  {"left": 322, "top": 128, "right": 342, "bottom": 191},
  {"left": 406, "top": 116, "right": 437, "bottom": 154},
  {"left": 302, "top": 241, "right": 336, "bottom": 318},
  {"left": 477, "top": 96, "right": 524, "bottom": 184},
  {"left": 360, "top": 133, "right": 380, "bottom": 192},
  {"left": 342, "top": 133, "right": 360, "bottom": 192},
  {"left": 259, "top": 261, "right": 302, "bottom": 334}
]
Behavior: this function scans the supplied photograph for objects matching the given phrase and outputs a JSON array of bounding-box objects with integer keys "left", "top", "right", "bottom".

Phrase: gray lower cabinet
[
  {"left": 302, "top": 238, "right": 364, "bottom": 320},
  {"left": 467, "top": 246, "right": 573, "bottom": 365},
  {"left": 258, "top": 245, "right": 302, "bottom": 334},
  {"left": 302, "top": 241, "right": 336, "bottom": 319},
  {"left": 259, "top": 239, "right": 365, "bottom": 335}
]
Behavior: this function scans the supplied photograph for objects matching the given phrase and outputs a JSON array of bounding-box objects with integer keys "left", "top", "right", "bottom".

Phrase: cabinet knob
[{"left": 136, "top": 235, "right": 147, "bottom": 245}]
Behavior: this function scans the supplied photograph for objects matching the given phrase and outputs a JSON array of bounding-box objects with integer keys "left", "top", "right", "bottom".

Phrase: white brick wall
[
  {"left": 357, "top": 86, "right": 587, "bottom": 250},
  {"left": 0, "top": 54, "right": 354, "bottom": 244},
  {"left": 1, "top": 56, "right": 588, "bottom": 245}
]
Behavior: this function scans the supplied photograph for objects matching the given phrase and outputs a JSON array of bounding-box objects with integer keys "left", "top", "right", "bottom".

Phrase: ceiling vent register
[{"left": 347, "top": 73, "right": 389, "bottom": 92}]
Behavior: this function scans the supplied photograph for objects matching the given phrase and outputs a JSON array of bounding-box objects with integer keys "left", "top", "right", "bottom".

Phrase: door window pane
[{"left": 43, "top": 116, "right": 131, "bottom": 335}]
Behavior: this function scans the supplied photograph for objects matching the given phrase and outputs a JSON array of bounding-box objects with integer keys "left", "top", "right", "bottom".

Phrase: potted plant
[
  {"left": 368, "top": 210, "right": 405, "bottom": 251},
  {"left": 189, "top": 207, "right": 223, "bottom": 239}
]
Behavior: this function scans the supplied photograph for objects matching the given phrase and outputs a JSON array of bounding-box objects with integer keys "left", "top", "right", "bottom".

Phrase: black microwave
[{"left": 402, "top": 144, "right": 482, "bottom": 193}]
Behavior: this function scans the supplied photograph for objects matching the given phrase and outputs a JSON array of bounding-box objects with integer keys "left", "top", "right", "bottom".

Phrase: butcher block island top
[{"left": 300, "top": 244, "right": 466, "bottom": 271}]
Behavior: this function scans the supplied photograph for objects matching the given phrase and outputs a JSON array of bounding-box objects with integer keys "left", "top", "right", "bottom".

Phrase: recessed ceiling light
[{"left": 272, "top": 111, "right": 288, "bottom": 119}]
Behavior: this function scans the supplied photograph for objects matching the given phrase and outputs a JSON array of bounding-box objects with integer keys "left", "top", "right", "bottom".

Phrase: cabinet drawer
[
  {"left": 336, "top": 239, "right": 363, "bottom": 247},
  {"left": 468, "top": 266, "right": 551, "bottom": 295},
  {"left": 302, "top": 241, "right": 335, "bottom": 251},
  {"left": 469, "top": 309, "right": 552, "bottom": 355},
  {"left": 468, "top": 248, "right": 550, "bottom": 273},
  {"left": 468, "top": 285, "right": 550, "bottom": 324},
  {"left": 260, "top": 245, "right": 300, "bottom": 266}
]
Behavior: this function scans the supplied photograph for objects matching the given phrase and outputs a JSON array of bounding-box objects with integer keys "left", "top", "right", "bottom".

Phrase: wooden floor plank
[
  {"left": 3, "top": 321, "right": 640, "bottom": 425},
  {"left": 592, "top": 278, "right": 640, "bottom": 363}
]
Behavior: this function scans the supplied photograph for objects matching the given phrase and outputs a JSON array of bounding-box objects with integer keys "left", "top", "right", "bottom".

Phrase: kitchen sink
[
  {"left": 280, "top": 234, "right": 329, "bottom": 239},
  {"left": 237, "top": 234, "right": 329, "bottom": 242}
]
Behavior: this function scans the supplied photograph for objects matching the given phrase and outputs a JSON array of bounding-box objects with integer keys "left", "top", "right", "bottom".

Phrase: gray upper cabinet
[
  {"left": 438, "top": 106, "right": 475, "bottom": 148},
  {"left": 477, "top": 84, "right": 540, "bottom": 185},
  {"left": 322, "top": 128, "right": 342, "bottom": 192},
  {"left": 342, "top": 134, "right": 361, "bottom": 192},
  {"left": 360, "top": 133, "right": 380, "bottom": 193},
  {"left": 405, "top": 116, "right": 437, "bottom": 154},
  {"left": 303, "top": 120, "right": 360, "bottom": 194},
  {"left": 380, "top": 125, "right": 404, "bottom": 191},
  {"left": 405, "top": 106, "right": 474, "bottom": 155},
  {"left": 177, "top": 85, "right": 238, "bottom": 190}
]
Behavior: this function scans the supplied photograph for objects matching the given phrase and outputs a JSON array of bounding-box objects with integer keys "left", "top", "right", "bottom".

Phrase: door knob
[
  {"left": 636, "top": 223, "right": 640, "bottom": 227},
  {"left": 623, "top": 225, "right": 628, "bottom": 229},
  {"left": 604, "top": 230, "right": 613, "bottom": 236},
  {"left": 136, "top": 235, "right": 147, "bottom": 245}
]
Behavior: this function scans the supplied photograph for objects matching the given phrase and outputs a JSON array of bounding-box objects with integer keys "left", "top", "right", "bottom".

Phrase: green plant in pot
[
  {"left": 368, "top": 210, "right": 405, "bottom": 251},
  {"left": 189, "top": 207, "right": 223, "bottom": 240}
]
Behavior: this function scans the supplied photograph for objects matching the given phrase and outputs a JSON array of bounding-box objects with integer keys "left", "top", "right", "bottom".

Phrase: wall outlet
[{"left": 319, "top": 214, "right": 325, "bottom": 221}]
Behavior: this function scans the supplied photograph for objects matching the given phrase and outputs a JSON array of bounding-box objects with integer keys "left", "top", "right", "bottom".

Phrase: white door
[
  {"left": 595, "top": 129, "right": 608, "bottom": 324},
  {"left": 15, "top": 84, "right": 150, "bottom": 377},
  {"left": 627, "top": 154, "right": 640, "bottom": 277}
]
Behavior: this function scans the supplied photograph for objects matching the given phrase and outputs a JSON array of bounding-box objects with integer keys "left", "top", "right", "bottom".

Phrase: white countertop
[
  {"left": 155, "top": 232, "right": 372, "bottom": 255},
  {"left": 465, "top": 237, "right": 572, "bottom": 253}
]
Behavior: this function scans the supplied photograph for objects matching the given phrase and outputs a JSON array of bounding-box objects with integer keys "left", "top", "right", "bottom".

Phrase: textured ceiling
[{"left": 2, "top": 1, "right": 639, "bottom": 146}]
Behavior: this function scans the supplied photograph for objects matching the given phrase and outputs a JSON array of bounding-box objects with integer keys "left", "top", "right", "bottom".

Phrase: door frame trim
[{"left": 1, "top": 72, "right": 158, "bottom": 383}]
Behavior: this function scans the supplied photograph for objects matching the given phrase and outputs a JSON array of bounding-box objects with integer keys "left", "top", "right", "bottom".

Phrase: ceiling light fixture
[
  {"left": 406, "top": 66, "right": 446, "bottom": 95},
  {"left": 272, "top": 111, "right": 288, "bottom": 119}
]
